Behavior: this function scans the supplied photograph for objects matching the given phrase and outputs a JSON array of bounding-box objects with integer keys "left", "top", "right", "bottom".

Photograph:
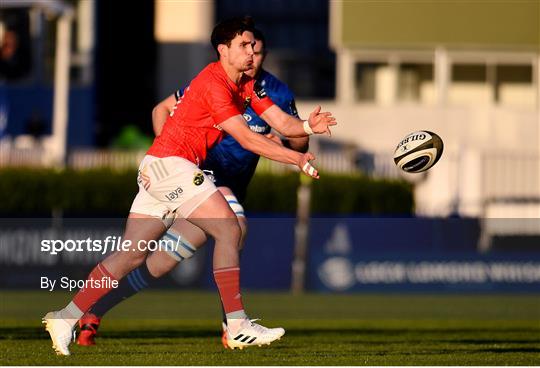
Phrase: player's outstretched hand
[
  {"left": 298, "top": 152, "right": 319, "bottom": 179},
  {"left": 308, "top": 105, "right": 337, "bottom": 136}
]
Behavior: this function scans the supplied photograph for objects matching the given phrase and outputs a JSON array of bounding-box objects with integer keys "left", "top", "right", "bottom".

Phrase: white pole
[
  {"left": 337, "top": 49, "right": 354, "bottom": 104},
  {"left": 537, "top": 54, "right": 540, "bottom": 218},
  {"left": 51, "top": 10, "right": 73, "bottom": 167},
  {"left": 291, "top": 174, "right": 312, "bottom": 294},
  {"left": 77, "top": 0, "right": 94, "bottom": 84},
  {"left": 435, "top": 47, "right": 449, "bottom": 105}
]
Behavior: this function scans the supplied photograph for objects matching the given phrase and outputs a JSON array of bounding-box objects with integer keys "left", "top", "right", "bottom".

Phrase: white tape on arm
[
  {"left": 303, "top": 120, "right": 314, "bottom": 135},
  {"left": 302, "top": 162, "right": 315, "bottom": 176}
]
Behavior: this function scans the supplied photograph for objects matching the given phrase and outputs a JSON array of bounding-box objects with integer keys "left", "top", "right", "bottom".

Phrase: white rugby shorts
[{"left": 130, "top": 155, "right": 217, "bottom": 220}]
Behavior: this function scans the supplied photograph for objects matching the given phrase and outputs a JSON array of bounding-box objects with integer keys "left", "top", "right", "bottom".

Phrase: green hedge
[
  {"left": 0, "top": 168, "right": 414, "bottom": 216},
  {"left": 245, "top": 172, "right": 414, "bottom": 214},
  {"left": 0, "top": 168, "right": 136, "bottom": 216}
]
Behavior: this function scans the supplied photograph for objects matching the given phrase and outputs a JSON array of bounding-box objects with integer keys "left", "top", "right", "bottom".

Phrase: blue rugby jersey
[
  {"left": 207, "top": 71, "right": 298, "bottom": 171},
  {"left": 175, "top": 70, "right": 299, "bottom": 201}
]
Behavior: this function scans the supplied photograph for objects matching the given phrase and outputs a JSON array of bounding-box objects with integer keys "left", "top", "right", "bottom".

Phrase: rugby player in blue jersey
[{"left": 77, "top": 29, "right": 309, "bottom": 348}]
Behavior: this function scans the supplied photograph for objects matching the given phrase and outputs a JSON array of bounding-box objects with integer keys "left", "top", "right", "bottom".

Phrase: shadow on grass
[
  {"left": 440, "top": 338, "right": 540, "bottom": 345},
  {"left": 0, "top": 327, "right": 218, "bottom": 340},
  {"left": 3, "top": 326, "right": 539, "bottom": 342},
  {"left": 477, "top": 347, "right": 540, "bottom": 353}
]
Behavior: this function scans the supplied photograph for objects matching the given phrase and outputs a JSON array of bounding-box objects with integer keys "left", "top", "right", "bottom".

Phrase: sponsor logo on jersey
[
  {"left": 202, "top": 170, "right": 216, "bottom": 183},
  {"left": 165, "top": 186, "right": 183, "bottom": 201},
  {"left": 243, "top": 97, "right": 251, "bottom": 110},
  {"left": 290, "top": 99, "right": 299, "bottom": 118},
  {"left": 255, "top": 88, "right": 267, "bottom": 99},
  {"left": 193, "top": 171, "right": 205, "bottom": 186},
  {"left": 254, "top": 81, "right": 267, "bottom": 99},
  {"left": 243, "top": 113, "right": 252, "bottom": 122},
  {"left": 250, "top": 124, "right": 268, "bottom": 133}
]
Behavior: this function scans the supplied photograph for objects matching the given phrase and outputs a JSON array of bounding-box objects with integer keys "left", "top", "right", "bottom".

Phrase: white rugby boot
[
  {"left": 42, "top": 311, "right": 75, "bottom": 356},
  {"left": 225, "top": 319, "right": 285, "bottom": 350}
]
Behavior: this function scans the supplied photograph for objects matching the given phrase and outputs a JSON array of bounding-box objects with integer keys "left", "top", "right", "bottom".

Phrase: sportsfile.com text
[{"left": 40, "top": 236, "right": 182, "bottom": 255}]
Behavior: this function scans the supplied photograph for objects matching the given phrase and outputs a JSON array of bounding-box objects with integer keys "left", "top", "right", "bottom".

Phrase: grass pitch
[{"left": 1, "top": 291, "right": 539, "bottom": 365}]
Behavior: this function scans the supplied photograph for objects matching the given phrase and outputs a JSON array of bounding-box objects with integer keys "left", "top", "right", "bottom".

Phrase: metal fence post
[{"left": 291, "top": 173, "right": 312, "bottom": 294}]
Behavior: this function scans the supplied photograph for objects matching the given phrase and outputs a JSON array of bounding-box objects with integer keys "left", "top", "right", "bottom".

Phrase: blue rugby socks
[{"left": 89, "top": 263, "right": 156, "bottom": 318}]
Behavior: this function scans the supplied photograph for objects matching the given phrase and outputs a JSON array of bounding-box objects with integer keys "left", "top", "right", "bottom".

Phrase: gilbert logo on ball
[{"left": 393, "top": 131, "right": 444, "bottom": 173}]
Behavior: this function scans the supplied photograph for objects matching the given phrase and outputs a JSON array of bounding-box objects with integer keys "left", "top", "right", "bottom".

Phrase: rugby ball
[{"left": 393, "top": 131, "right": 443, "bottom": 173}]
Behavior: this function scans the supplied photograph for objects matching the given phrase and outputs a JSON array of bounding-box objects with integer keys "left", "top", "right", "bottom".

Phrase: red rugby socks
[
  {"left": 71, "top": 263, "right": 118, "bottom": 316},
  {"left": 213, "top": 266, "right": 247, "bottom": 320}
]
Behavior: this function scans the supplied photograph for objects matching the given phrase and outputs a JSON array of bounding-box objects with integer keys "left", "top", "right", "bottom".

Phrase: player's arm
[
  {"left": 265, "top": 133, "right": 308, "bottom": 153},
  {"left": 219, "top": 115, "right": 319, "bottom": 179},
  {"left": 264, "top": 132, "right": 308, "bottom": 152},
  {"left": 151, "top": 94, "right": 177, "bottom": 136},
  {"left": 279, "top": 98, "right": 309, "bottom": 152},
  {"left": 283, "top": 136, "right": 309, "bottom": 153},
  {"left": 259, "top": 104, "right": 336, "bottom": 138}
]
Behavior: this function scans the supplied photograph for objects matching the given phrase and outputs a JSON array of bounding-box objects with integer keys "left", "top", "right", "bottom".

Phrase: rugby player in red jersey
[
  {"left": 76, "top": 28, "right": 309, "bottom": 349},
  {"left": 43, "top": 16, "right": 336, "bottom": 355}
]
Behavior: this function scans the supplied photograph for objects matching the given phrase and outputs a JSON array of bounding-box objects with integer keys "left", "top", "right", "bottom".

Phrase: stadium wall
[
  {"left": 296, "top": 101, "right": 540, "bottom": 218},
  {"left": 331, "top": 1, "right": 539, "bottom": 50},
  {"left": 3, "top": 86, "right": 94, "bottom": 147},
  {"left": 1, "top": 217, "right": 539, "bottom": 292}
]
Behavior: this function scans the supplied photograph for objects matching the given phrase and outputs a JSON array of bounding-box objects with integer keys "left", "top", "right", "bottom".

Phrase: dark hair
[
  {"left": 211, "top": 16, "right": 255, "bottom": 58},
  {"left": 252, "top": 28, "right": 266, "bottom": 53}
]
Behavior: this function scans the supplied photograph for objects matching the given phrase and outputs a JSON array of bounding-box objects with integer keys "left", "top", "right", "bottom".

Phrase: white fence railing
[
  {"left": 68, "top": 150, "right": 146, "bottom": 170},
  {"left": 0, "top": 144, "right": 48, "bottom": 168},
  {"left": 478, "top": 152, "right": 540, "bottom": 251},
  {"left": 482, "top": 153, "right": 540, "bottom": 201},
  {"left": 1, "top": 145, "right": 538, "bottom": 210}
]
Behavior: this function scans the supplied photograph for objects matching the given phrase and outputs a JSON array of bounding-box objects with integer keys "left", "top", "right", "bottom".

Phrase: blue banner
[
  {"left": 306, "top": 218, "right": 540, "bottom": 292},
  {"left": 1, "top": 217, "right": 539, "bottom": 292}
]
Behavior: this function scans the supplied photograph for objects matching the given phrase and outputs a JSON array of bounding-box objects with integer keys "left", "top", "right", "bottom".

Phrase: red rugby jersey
[{"left": 147, "top": 62, "right": 274, "bottom": 165}]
